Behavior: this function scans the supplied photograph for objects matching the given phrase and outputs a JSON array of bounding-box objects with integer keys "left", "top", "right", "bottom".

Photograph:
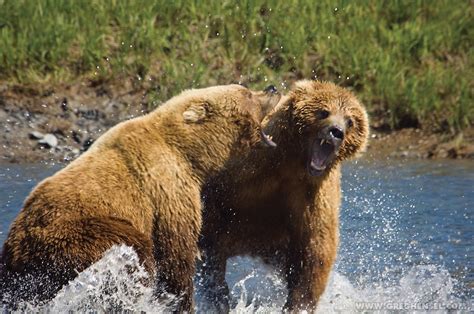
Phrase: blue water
[
  {"left": 0, "top": 158, "right": 472, "bottom": 311},
  {"left": 339, "top": 158, "right": 473, "bottom": 294}
]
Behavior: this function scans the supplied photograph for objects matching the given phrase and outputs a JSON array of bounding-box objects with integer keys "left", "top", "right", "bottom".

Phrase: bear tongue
[{"left": 309, "top": 140, "right": 334, "bottom": 176}]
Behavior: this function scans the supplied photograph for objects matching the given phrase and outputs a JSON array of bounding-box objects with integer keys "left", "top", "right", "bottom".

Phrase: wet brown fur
[
  {"left": 0, "top": 84, "right": 279, "bottom": 311},
  {"left": 200, "top": 80, "right": 369, "bottom": 311}
]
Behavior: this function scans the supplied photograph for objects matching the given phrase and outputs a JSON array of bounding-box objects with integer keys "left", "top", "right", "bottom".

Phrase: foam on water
[
  {"left": 318, "top": 266, "right": 463, "bottom": 312},
  {"left": 49, "top": 245, "right": 174, "bottom": 313},
  {"left": 1, "top": 248, "right": 467, "bottom": 313},
  {"left": 5, "top": 245, "right": 175, "bottom": 313},
  {"left": 224, "top": 257, "right": 465, "bottom": 312}
]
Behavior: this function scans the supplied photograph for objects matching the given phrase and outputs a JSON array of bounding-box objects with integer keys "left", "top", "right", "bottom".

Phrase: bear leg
[
  {"left": 283, "top": 228, "right": 337, "bottom": 311},
  {"left": 152, "top": 226, "right": 200, "bottom": 312},
  {"left": 0, "top": 216, "right": 154, "bottom": 307}
]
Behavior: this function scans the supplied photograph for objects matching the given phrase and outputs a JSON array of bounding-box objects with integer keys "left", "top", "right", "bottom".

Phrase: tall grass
[{"left": 0, "top": 0, "right": 472, "bottom": 132}]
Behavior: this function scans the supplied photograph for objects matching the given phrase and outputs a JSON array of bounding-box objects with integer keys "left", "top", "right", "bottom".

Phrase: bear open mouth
[{"left": 308, "top": 138, "right": 336, "bottom": 176}]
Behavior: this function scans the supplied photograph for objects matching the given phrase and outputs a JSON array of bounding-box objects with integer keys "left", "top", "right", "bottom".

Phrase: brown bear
[
  {"left": 200, "top": 80, "right": 369, "bottom": 311},
  {"left": 0, "top": 84, "right": 281, "bottom": 311}
]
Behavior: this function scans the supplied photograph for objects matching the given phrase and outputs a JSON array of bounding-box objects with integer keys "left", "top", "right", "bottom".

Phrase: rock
[
  {"left": 437, "top": 149, "right": 448, "bottom": 158},
  {"left": 77, "top": 108, "right": 105, "bottom": 121},
  {"left": 447, "top": 148, "right": 458, "bottom": 158},
  {"left": 29, "top": 131, "right": 44, "bottom": 139},
  {"left": 39, "top": 133, "right": 58, "bottom": 148},
  {"left": 72, "top": 130, "right": 82, "bottom": 144},
  {"left": 63, "top": 147, "right": 81, "bottom": 162},
  {"left": 60, "top": 98, "right": 68, "bottom": 112},
  {"left": 0, "top": 109, "right": 7, "bottom": 121},
  {"left": 81, "top": 137, "right": 94, "bottom": 151},
  {"left": 391, "top": 150, "right": 421, "bottom": 158}
]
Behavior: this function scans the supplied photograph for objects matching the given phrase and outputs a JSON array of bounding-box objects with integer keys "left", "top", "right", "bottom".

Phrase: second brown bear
[
  {"left": 0, "top": 84, "right": 280, "bottom": 311},
  {"left": 200, "top": 80, "right": 369, "bottom": 311}
]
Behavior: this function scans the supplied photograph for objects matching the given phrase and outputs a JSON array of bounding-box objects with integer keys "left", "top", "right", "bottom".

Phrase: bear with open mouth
[{"left": 200, "top": 80, "right": 369, "bottom": 311}]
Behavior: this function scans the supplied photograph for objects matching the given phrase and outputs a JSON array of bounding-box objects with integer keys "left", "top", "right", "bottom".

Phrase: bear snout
[
  {"left": 318, "top": 124, "right": 345, "bottom": 147},
  {"left": 328, "top": 126, "right": 344, "bottom": 141}
]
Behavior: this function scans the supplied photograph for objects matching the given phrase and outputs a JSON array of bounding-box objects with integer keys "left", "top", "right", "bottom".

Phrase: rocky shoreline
[
  {"left": 0, "top": 81, "right": 150, "bottom": 163},
  {"left": 1, "top": 82, "right": 473, "bottom": 164},
  {"left": 368, "top": 128, "right": 474, "bottom": 160}
]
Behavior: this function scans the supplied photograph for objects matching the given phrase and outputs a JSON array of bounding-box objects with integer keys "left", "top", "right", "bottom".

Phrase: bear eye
[
  {"left": 316, "top": 110, "right": 330, "bottom": 119},
  {"left": 346, "top": 118, "right": 354, "bottom": 128}
]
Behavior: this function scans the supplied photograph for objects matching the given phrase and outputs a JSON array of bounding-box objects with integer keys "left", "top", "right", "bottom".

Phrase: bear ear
[
  {"left": 293, "top": 79, "right": 315, "bottom": 95},
  {"left": 183, "top": 102, "right": 211, "bottom": 123}
]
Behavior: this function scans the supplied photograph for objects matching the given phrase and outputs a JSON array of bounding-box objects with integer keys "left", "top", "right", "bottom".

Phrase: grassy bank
[{"left": 0, "top": 0, "right": 472, "bottom": 132}]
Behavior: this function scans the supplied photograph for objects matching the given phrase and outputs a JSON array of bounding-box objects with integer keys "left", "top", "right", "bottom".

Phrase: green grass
[{"left": 0, "top": 0, "right": 472, "bottom": 132}]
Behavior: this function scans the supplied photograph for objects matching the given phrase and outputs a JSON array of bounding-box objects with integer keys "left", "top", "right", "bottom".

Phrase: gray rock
[{"left": 39, "top": 133, "right": 58, "bottom": 148}]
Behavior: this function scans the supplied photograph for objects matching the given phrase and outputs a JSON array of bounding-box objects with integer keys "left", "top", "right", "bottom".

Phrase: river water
[{"left": 0, "top": 158, "right": 472, "bottom": 312}]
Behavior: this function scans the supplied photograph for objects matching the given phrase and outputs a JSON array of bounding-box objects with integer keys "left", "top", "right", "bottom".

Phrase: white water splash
[
  {"left": 50, "top": 245, "right": 175, "bottom": 312},
  {"left": 5, "top": 245, "right": 176, "bottom": 313},
  {"left": 224, "top": 257, "right": 467, "bottom": 313},
  {"left": 318, "top": 265, "right": 465, "bottom": 312},
  {"left": 2, "top": 247, "right": 468, "bottom": 313},
  {"left": 227, "top": 257, "right": 287, "bottom": 312}
]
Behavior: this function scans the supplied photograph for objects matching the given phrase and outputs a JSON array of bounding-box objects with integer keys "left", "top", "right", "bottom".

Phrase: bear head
[
  {"left": 267, "top": 80, "right": 369, "bottom": 176},
  {"left": 181, "top": 84, "right": 281, "bottom": 149}
]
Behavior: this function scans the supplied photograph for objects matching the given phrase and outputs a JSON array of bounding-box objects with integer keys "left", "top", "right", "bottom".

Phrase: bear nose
[
  {"left": 264, "top": 85, "right": 278, "bottom": 94},
  {"left": 329, "top": 126, "right": 344, "bottom": 140}
]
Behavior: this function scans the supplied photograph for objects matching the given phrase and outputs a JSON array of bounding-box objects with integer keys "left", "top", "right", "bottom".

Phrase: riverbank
[
  {"left": 1, "top": 80, "right": 472, "bottom": 164},
  {"left": 1, "top": 1, "right": 472, "bottom": 135}
]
